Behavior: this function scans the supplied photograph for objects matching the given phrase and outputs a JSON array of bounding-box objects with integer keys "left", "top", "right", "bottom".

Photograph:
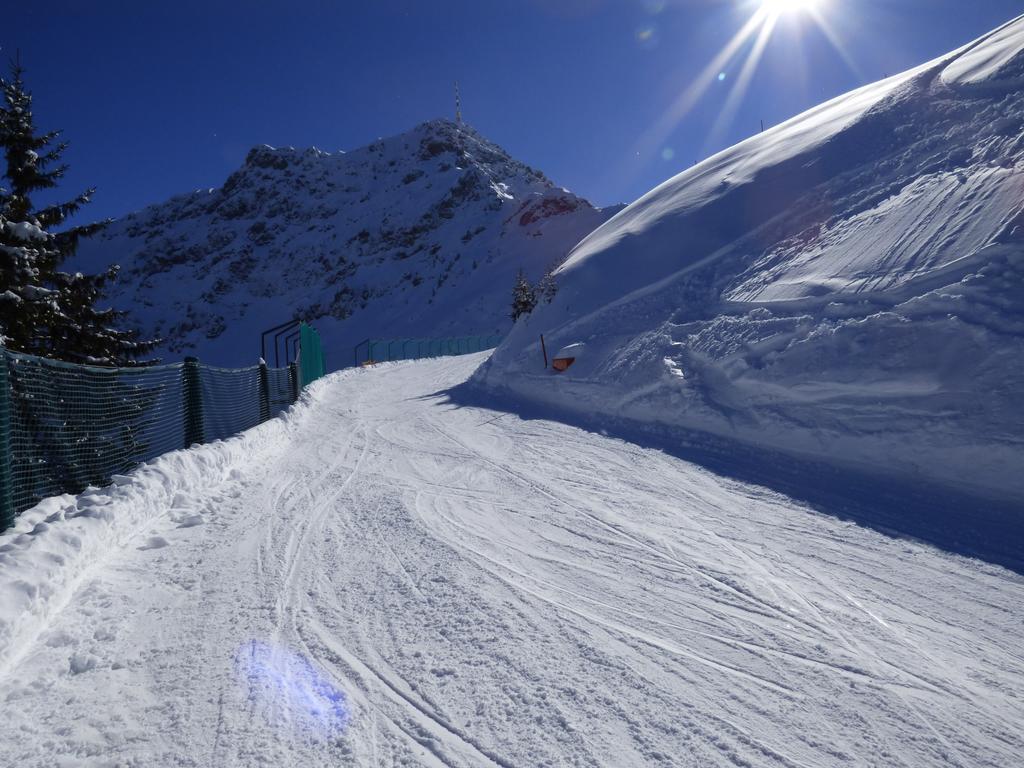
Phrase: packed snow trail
[{"left": 1, "top": 353, "right": 1022, "bottom": 767}]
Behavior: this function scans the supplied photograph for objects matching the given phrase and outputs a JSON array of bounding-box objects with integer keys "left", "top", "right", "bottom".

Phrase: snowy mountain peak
[
  {"left": 73, "top": 121, "right": 616, "bottom": 365},
  {"left": 232, "top": 119, "right": 545, "bottom": 190},
  {"left": 242, "top": 144, "right": 331, "bottom": 168}
]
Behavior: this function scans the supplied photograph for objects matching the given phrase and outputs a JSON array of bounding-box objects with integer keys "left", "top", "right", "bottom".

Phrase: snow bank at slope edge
[{"left": 0, "top": 370, "right": 340, "bottom": 678}]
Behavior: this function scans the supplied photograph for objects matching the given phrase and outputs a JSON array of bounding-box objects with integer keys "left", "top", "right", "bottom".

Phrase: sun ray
[
  {"left": 705, "top": 13, "right": 778, "bottom": 150},
  {"left": 808, "top": 7, "right": 865, "bottom": 80},
  {"left": 629, "top": 8, "right": 769, "bottom": 165},
  {"left": 606, "top": 0, "right": 859, "bottom": 195}
]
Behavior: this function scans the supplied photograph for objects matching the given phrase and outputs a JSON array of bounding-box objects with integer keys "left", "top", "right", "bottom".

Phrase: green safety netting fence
[
  {"left": 0, "top": 322, "right": 327, "bottom": 532},
  {"left": 353, "top": 334, "right": 503, "bottom": 367},
  {"left": 299, "top": 323, "right": 326, "bottom": 386}
]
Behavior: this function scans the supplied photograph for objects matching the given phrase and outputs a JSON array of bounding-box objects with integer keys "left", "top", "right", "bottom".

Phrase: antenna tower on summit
[{"left": 455, "top": 81, "right": 463, "bottom": 124}]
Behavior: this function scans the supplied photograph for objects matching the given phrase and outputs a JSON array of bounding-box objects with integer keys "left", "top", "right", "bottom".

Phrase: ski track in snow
[{"left": 1, "top": 353, "right": 1022, "bottom": 767}]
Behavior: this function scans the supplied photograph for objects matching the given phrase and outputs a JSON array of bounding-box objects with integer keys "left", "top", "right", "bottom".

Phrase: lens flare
[
  {"left": 705, "top": 12, "right": 778, "bottom": 149},
  {"left": 636, "top": 25, "right": 660, "bottom": 49},
  {"left": 235, "top": 641, "right": 351, "bottom": 738}
]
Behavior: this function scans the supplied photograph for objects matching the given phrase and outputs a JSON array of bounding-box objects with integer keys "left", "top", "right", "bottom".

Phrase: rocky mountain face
[{"left": 73, "top": 120, "right": 616, "bottom": 366}]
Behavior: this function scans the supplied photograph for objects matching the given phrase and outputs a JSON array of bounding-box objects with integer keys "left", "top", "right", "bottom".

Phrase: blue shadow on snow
[{"left": 437, "top": 381, "right": 1024, "bottom": 576}]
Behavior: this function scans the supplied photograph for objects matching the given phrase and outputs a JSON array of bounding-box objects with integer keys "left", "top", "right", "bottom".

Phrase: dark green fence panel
[
  {"left": 199, "top": 364, "right": 264, "bottom": 443},
  {"left": 183, "top": 357, "right": 204, "bottom": 447},
  {"left": 298, "top": 323, "right": 326, "bottom": 386},
  {"left": 266, "top": 366, "right": 294, "bottom": 416},
  {"left": 3, "top": 351, "right": 186, "bottom": 517},
  {"left": 0, "top": 327, "right": 325, "bottom": 531},
  {"left": 0, "top": 357, "right": 15, "bottom": 530}
]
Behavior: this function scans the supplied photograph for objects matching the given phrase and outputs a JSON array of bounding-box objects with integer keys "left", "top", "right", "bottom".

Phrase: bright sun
[
  {"left": 631, "top": 0, "right": 848, "bottom": 168},
  {"left": 761, "top": 0, "right": 819, "bottom": 14}
]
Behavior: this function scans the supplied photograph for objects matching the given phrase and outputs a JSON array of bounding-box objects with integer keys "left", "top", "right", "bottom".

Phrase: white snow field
[
  {"left": 476, "top": 14, "right": 1024, "bottom": 502},
  {"left": 1, "top": 354, "right": 1022, "bottom": 767}
]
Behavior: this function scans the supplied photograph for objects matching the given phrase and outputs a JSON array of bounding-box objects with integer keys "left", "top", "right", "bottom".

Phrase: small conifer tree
[
  {"left": 537, "top": 264, "right": 558, "bottom": 304},
  {"left": 0, "top": 60, "right": 153, "bottom": 365},
  {"left": 510, "top": 268, "right": 537, "bottom": 321}
]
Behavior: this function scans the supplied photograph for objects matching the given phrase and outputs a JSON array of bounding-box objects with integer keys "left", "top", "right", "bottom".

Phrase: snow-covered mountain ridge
[
  {"left": 73, "top": 120, "right": 616, "bottom": 365},
  {"left": 475, "top": 15, "right": 1024, "bottom": 502}
]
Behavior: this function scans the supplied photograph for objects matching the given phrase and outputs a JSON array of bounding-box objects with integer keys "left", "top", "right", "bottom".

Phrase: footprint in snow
[
  {"left": 69, "top": 653, "right": 99, "bottom": 675},
  {"left": 138, "top": 536, "right": 171, "bottom": 551}
]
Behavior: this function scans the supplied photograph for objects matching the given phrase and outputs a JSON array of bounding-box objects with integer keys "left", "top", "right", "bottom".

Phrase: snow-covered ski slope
[
  {"left": 1, "top": 354, "right": 1022, "bottom": 767},
  {"left": 476, "top": 14, "right": 1024, "bottom": 502}
]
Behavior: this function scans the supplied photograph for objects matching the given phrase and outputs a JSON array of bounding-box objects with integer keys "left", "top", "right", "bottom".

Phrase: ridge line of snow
[{"left": 719, "top": 240, "right": 1020, "bottom": 318}]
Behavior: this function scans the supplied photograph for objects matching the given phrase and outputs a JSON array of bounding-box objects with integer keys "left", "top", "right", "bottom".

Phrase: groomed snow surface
[{"left": 1, "top": 354, "right": 1022, "bottom": 767}]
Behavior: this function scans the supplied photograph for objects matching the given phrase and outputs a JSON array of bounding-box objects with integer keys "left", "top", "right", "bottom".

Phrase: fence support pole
[
  {"left": 258, "top": 360, "right": 271, "bottom": 423},
  {"left": 183, "top": 357, "right": 205, "bottom": 447},
  {"left": 289, "top": 361, "right": 300, "bottom": 403},
  {"left": 0, "top": 350, "right": 14, "bottom": 531}
]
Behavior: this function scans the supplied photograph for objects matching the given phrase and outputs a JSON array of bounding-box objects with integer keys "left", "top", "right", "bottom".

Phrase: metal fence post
[
  {"left": 289, "top": 361, "right": 300, "bottom": 403},
  {"left": 258, "top": 360, "right": 271, "bottom": 423},
  {"left": 0, "top": 350, "right": 15, "bottom": 531},
  {"left": 183, "top": 357, "right": 205, "bottom": 447}
]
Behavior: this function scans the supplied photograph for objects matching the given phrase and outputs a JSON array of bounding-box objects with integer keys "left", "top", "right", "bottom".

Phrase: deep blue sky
[{"left": 4, "top": 0, "right": 1021, "bottom": 222}]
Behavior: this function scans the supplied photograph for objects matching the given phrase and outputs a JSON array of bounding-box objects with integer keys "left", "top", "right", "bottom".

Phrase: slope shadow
[{"left": 436, "top": 381, "right": 1024, "bottom": 577}]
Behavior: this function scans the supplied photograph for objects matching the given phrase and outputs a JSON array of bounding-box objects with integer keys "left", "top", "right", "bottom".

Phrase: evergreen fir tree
[
  {"left": 510, "top": 268, "right": 537, "bottom": 321},
  {"left": 537, "top": 263, "right": 558, "bottom": 304},
  {"left": 0, "top": 59, "right": 153, "bottom": 365}
]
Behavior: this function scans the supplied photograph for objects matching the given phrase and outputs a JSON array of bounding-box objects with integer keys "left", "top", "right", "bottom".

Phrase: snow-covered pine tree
[
  {"left": 0, "top": 60, "right": 153, "bottom": 365},
  {"left": 537, "top": 263, "right": 558, "bottom": 304},
  {"left": 510, "top": 268, "right": 537, "bottom": 321}
]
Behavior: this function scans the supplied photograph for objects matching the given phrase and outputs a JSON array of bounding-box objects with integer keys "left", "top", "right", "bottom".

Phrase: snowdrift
[
  {"left": 0, "top": 370, "right": 337, "bottom": 677},
  {"left": 474, "top": 15, "right": 1024, "bottom": 502}
]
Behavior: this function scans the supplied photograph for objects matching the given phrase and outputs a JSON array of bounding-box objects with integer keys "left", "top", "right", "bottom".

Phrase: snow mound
[
  {"left": 474, "top": 14, "right": 1024, "bottom": 502},
  {"left": 942, "top": 14, "right": 1024, "bottom": 89}
]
